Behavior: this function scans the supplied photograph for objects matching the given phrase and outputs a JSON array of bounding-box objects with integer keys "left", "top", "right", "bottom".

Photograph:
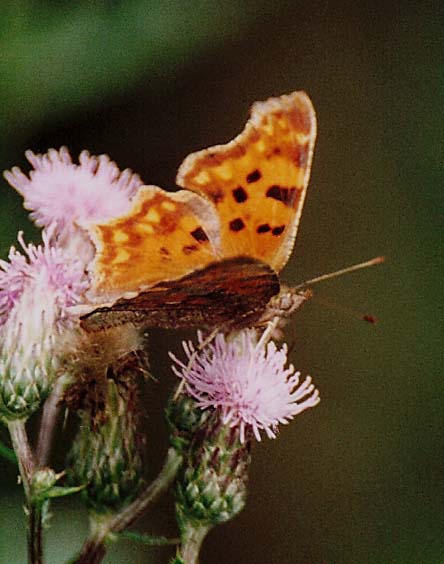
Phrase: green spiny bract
[
  {"left": 165, "top": 393, "right": 212, "bottom": 454},
  {"left": 66, "top": 378, "right": 144, "bottom": 514},
  {"left": 175, "top": 410, "right": 251, "bottom": 530},
  {"left": 0, "top": 335, "right": 58, "bottom": 419}
]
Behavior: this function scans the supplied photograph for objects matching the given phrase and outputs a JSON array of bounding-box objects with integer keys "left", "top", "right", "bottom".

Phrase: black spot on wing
[
  {"left": 272, "top": 225, "right": 285, "bottom": 236},
  {"left": 232, "top": 186, "right": 248, "bottom": 203},
  {"left": 257, "top": 224, "right": 271, "bottom": 234},
  {"left": 159, "top": 246, "right": 171, "bottom": 262},
  {"left": 183, "top": 244, "right": 199, "bottom": 255},
  {"left": 266, "top": 185, "right": 298, "bottom": 206},
  {"left": 190, "top": 227, "right": 209, "bottom": 242},
  {"left": 246, "top": 169, "right": 262, "bottom": 183},
  {"left": 229, "top": 218, "right": 246, "bottom": 232}
]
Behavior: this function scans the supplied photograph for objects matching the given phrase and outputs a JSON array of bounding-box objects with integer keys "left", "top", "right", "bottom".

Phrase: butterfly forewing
[{"left": 177, "top": 91, "right": 316, "bottom": 272}]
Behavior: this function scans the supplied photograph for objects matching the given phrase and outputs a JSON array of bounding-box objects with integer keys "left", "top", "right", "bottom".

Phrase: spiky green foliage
[
  {"left": 66, "top": 379, "right": 144, "bottom": 513},
  {"left": 175, "top": 410, "right": 250, "bottom": 530},
  {"left": 0, "top": 336, "right": 57, "bottom": 419},
  {"left": 165, "top": 393, "right": 211, "bottom": 454}
]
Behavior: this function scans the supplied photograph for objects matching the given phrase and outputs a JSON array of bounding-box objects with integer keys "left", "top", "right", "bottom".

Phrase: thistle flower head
[
  {"left": 0, "top": 233, "right": 88, "bottom": 418},
  {"left": 170, "top": 330, "right": 320, "bottom": 443},
  {"left": 3, "top": 147, "right": 142, "bottom": 238},
  {"left": 0, "top": 231, "right": 88, "bottom": 328}
]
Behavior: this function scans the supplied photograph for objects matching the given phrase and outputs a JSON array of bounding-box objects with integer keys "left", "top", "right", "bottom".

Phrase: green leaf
[
  {"left": 45, "top": 485, "right": 85, "bottom": 499},
  {"left": 33, "top": 484, "right": 85, "bottom": 504},
  {"left": 169, "top": 557, "right": 186, "bottom": 564}
]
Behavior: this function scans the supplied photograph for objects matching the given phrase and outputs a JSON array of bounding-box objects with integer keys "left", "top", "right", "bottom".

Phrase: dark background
[{"left": 0, "top": 2, "right": 442, "bottom": 563}]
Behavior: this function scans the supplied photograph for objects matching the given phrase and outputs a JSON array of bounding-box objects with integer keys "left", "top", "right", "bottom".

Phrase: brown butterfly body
[{"left": 81, "top": 91, "right": 317, "bottom": 332}]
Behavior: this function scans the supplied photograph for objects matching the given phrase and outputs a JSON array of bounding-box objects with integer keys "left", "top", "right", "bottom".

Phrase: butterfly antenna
[
  {"left": 293, "top": 256, "right": 385, "bottom": 290},
  {"left": 311, "top": 295, "right": 379, "bottom": 325}
]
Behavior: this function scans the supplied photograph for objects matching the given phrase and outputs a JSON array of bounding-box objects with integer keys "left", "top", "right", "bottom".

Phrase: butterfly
[{"left": 81, "top": 91, "right": 317, "bottom": 332}]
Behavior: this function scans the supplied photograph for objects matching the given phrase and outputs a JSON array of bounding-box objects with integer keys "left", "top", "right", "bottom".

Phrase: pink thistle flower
[
  {"left": 0, "top": 231, "right": 88, "bottom": 329},
  {"left": 0, "top": 232, "right": 89, "bottom": 418},
  {"left": 3, "top": 147, "right": 142, "bottom": 236},
  {"left": 170, "top": 330, "right": 320, "bottom": 443}
]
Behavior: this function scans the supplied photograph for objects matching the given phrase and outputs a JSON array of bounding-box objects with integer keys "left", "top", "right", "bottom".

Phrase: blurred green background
[{"left": 0, "top": 2, "right": 442, "bottom": 563}]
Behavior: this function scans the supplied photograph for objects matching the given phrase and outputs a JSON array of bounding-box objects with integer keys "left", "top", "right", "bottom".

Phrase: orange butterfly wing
[
  {"left": 177, "top": 91, "right": 316, "bottom": 272},
  {"left": 86, "top": 91, "right": 316, "bottom": 300},
  {"left": 87, "top": 186, "right": 221, "bottom": 297}
]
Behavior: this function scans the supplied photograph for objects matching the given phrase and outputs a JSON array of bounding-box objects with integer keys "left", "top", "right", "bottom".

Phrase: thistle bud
[
  {"left": 66, "top": 378, "right": 144, "bottom": 514},
  {"left": 32, "top": 467, "right": 58, "bottom": 494},
  {"left": 0, "top": 292, "right": 60, "bottom": 419},
  {"left": 175, "top": 410, "right": 251, "bottom": 530},
  {"left": 165, "top": 393, "right": 211, "bottom": 454}
]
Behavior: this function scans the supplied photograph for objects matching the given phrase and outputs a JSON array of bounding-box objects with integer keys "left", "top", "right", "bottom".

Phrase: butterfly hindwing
[
  {"left": 81, "top": 257, "right": 280, "bottom": 332},
  {"left": 87, "top": 186, "right": 221, "bottom": 297}
]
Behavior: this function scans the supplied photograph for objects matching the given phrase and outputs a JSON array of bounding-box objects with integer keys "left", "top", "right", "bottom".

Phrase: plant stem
[
  {"left": 74, "top": 447, "right": 182, "bottom": 564},
  {"left": 29, "top": 503, "right": 44, "bottom": 564},
  {"left": 8, "top": 419, "right": 35, "bottom": 497},
  {"left": 8, "top": 419, "right": 43, "bottom": 564},
  {"left": 178, "top": 523, "right": 210, "bottom": 564},
  {"left": 36, "top": 376, "right": 66, "bottom": 466}
]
